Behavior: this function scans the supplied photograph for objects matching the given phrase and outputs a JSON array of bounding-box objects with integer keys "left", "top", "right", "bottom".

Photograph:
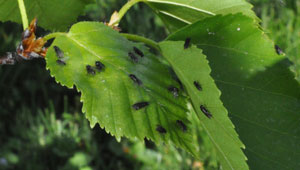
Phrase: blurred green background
[{"left": 0, "top": 0, "right": 299, "bottom": 169}]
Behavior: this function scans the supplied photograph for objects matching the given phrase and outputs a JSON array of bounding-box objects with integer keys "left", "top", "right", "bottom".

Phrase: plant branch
[
  {"left": 111, "top": 0, "right": 145, "bottom": 26},
  {"left": 121, "top": 33, "right": 160, "bottom": 51},
  {"left": 17, "top": 0, "right": 28, "bottom": 30}
]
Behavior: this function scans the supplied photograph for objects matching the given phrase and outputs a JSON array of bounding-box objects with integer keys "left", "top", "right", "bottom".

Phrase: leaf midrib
[
  {"left": 231, "top": 113, "right": 300, "bottom": 140},
  {"left": 147, "top": 0, "right": 254, "bottom": 25},
  {"left": 119, "top": 76, "right": 140, "bottom": 138},
  {"left": 215, "top": 79, "right": 297, "bottom": 101},
  {"left": 146, "top": 0, "right": 216, "bottom": 16},
  {"left": 160, "top": 105, "right": 195, "bottom": 154},
  {"left": 66, "top": 33, "right": 187, "bottom": 111}
]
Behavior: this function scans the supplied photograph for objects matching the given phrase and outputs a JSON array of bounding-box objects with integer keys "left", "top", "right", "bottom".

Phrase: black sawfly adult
[
  {"left": 200, "top": 105, "right": 212, "bottom": 119},
  {"left": 54, "top": 46, "right": 64, "bottom": 58},
  {"left": 194, "top": 81, "right": 202, "bottom": 91},
  {"left": 133, "top": 47, "right": 144, "bottom": 57},
  {"left": 168, "top": 86, "right": 179, "bottom": 97},
  {"left": 156, "top": 125, "right": 167, "bottom": 134},
  {"left": 86, "top": 65, "right": 96, "bottom": 75},
  {"left": 128, "top": 52, "right": 138, "bottom": 63},
  {"left": 184, "top": 38, "right": 191, "bottom": 49},
  {"left": 176, "top": 120, "right": 187, "bottom": 132},
  {"left": 132, "top": 102, "right": 149, "bottom": 110},
  {"left": 56, "top": 59, "right": 66, "bottom": 65},
  {"left": 129, "top": 74, "right": 142, "bottom": 85},
  {"left": 275, "top": 45, "right": 283, "bottom": 55},
  {"left": 95, "top": 61, "right": 105, "bottom": 71}
]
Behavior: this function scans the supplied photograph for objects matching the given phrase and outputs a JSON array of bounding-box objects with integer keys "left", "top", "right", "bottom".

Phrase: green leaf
[
  {"left": 145, "top": 0, "right": 258, "bottom": 32},
  {"left": 167, "top": 13, "right": 300, "bottom": 170},
  {"left": 159, "top": 41, "right": 248, "bottom": 170},
  {"left": 0, "top": 0, "right": 93, "bottom": 31},
  {"left": 45, "top": 22, "right": 198, "bottom": 156},
  {"left": 290, "top": 51, "right": 300, "bottom": 83}
]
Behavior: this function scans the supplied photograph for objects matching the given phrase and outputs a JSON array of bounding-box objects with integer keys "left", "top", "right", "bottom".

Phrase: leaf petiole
[
  {"left": 110, "top": 0, "right": 146, "bottom": 26},
  {"left": 43, "top": 32, "right": 66, "bottom": 41},
  {"left": 43, "top": 32, "right": 159, "bottom": 52},
  {"left": 17, "top": 0, "right": 28, "bottom": 30},
  {"left": 121, "top": 33, "right": 160, "bottom": 51}
]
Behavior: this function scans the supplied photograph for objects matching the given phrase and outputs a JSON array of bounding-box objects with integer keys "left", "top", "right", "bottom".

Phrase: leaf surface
[
  {"left": 0, "top": 0, "right": 93, "bottom": 31},
  {"left": 159, "top": 41, "right": 248, "bottom": 170},
  {"left": 167, "top": 14, "right": 300, "bottom": 170},
  {"left": 145, "top": 0, "right": 257, "bottom": 32},
  {"left": 46, "top": 22, "right": 198, "bottom": 156}
]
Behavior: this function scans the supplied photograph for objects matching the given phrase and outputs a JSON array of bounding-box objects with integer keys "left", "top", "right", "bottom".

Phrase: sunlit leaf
[
  {"left": 46, "top": 22, "right": 198, "bottom": 156},
  {"left": 159, "top": 41, "right": 248, "bottom": 170}
]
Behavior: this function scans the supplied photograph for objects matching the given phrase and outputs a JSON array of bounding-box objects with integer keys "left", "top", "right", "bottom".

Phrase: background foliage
[{"left": 0, "top": 0, "right": 299, "bottom": 169}]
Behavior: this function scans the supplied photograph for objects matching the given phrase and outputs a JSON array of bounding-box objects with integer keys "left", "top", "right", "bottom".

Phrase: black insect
[
  {"left": 194, "top": 81, "right": 202, "bottom": 91},
  {"left": 184, "top": 38, "right": 191, "bottom": 49},
  {"left": 86, "top": 65, "right": 95, "bottom": 75},
  {"left": 129, "top": 74, "right": 142, "bottom": 85},
  {"left": 156, "top": 125, "right": 167, "bottom": 134},
  {"left": 133, "top": 47, "right": 144, "bottom": 57},
  {"left": 56, "top": 59, "right": 66, "bottom": 65},
  {"left": 53, "top": 46, "right": 64, "bottom": 58},
  {"left": 128, "top": 52, "right": 138, "bottom": 63},
  {"left": 132, "top": 102, "right": 149, "bottom": 110},
  {"left": 95, "top": 61, "right": 105, "bottom": 71},
  {"left": 168, "top": 86, "right": 179, "bottom": 97},
  {"left": 176, "top": 120, "right": 187, "bottom": 132},
  {"left": 200, "top": 105, "right": 212, "bottom": 119},
  {"left": 275, "top": 45, "right": 283, "bottom": 55}
]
